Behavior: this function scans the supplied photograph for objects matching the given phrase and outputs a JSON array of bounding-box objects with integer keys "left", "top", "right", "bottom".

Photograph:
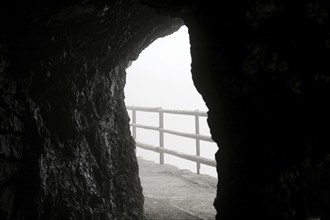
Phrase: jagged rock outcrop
[
  {"left": 1, "top": 0, "right": 330, "bottom": 219},
  {"left": 0, "top": 1, "right": 182, "bottom": 219},
  {"left": 141, "top": 1, "right": 330, "bottom": 219}
]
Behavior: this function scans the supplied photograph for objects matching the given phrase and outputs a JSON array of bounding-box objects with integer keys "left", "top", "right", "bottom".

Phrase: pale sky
[{"left": 124, "top": 25, "right": 207, "bottom": 111}]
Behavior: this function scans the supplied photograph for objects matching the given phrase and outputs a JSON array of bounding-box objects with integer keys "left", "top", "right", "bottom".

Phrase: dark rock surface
[
  {"left": 0, "top": 1, "right": 181, "bottom": 219},
  {"left": 1, "top": 0, "right": 330, "bottom": 219},
  {"left": 141, "top": 1, "right": 330, "bottom": 219}
]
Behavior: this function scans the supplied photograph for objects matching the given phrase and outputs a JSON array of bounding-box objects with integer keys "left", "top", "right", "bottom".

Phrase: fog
[{"left": 125, "top": 26, "right": 217, "bottom": 177}]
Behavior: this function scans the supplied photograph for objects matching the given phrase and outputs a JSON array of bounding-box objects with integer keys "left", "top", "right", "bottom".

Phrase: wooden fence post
[
  {"left": 132, "top": 109, "right": 137, "bottom": 140},
  {"left": 195, "top": 114, "right": 201, "bottom": 174},
  {"left": 159, "top": 110, "right": 164, "bottom": 164}
]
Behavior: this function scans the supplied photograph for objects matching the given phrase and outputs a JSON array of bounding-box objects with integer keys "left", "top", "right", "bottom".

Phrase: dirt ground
[{"left": 138, "top": 157, "right": 217, "bottom": 220}]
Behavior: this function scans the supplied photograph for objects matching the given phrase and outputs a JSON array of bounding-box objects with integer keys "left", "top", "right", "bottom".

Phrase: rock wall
[
  {"left": 141, "top": 0, "right": 330, "bottom": 219},
  {"left": 0, "top": 1, "right": 182, "bottom": 219},
  {"left": 2, "top": 0, "right": 330, "bottom": 219}
]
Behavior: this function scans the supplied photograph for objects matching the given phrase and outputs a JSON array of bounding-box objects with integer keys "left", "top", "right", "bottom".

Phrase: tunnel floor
[{"left": 138, "top": 157, "right": 217, "bottom": 220}]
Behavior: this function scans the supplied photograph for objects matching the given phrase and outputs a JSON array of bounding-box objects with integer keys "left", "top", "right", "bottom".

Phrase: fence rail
[{"left": 126, "top": 105, "right": 216, "bottom": 174}]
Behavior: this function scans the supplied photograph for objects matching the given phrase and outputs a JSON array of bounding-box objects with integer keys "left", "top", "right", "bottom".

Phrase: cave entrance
[{"left": 124, "top": 25, "right": 217, "bottom": 219}]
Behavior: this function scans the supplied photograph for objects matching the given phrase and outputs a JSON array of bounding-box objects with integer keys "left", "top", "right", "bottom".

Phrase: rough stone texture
[
  {"left": 141, "top": 1, "right": 330, "bottom": 219},
  {"left": 0, "top": 1, "right": 182, "bottom": 219},
  {"left": 2, "top": 0, "right": 330, "bottom": 219}
]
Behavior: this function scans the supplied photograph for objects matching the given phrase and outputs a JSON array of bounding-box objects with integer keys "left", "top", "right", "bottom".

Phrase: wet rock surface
[
  {"left": 1, "top": 0, "right": 330, "bottom": 219},
  {"left": 0, "top": 1, "right": 181, "bottom": 219}
]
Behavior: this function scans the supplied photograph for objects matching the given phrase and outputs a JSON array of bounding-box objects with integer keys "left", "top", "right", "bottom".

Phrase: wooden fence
[{"left": 126, "top": 105, "right": 216, "bottom": 174}]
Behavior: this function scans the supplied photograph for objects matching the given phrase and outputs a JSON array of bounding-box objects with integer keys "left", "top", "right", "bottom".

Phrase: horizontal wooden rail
[
  {"left": 126, "top": 105, "right": 208, "bottom": 117},
  {"left": 159, "top": 128, "right": 214, "bottom": 142},
  {"left": 129, "top": 123, "right": 159, "bottom": 131},
  {"left": 135, "top": 141, "right": 216, "bottom": 167}
]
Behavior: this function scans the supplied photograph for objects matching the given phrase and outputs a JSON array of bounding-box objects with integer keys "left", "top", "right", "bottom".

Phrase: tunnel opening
[
  {"left": 124, "top": 25, "right": 218, "bottom": 219},
  {"left": 125, "top": 25, "right": 218, "bottom": 177}
]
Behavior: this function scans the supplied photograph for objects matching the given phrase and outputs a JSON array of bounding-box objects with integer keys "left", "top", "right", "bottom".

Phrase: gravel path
[{"left": 138, "top": 157, "right": 217, "bottom": 220}]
